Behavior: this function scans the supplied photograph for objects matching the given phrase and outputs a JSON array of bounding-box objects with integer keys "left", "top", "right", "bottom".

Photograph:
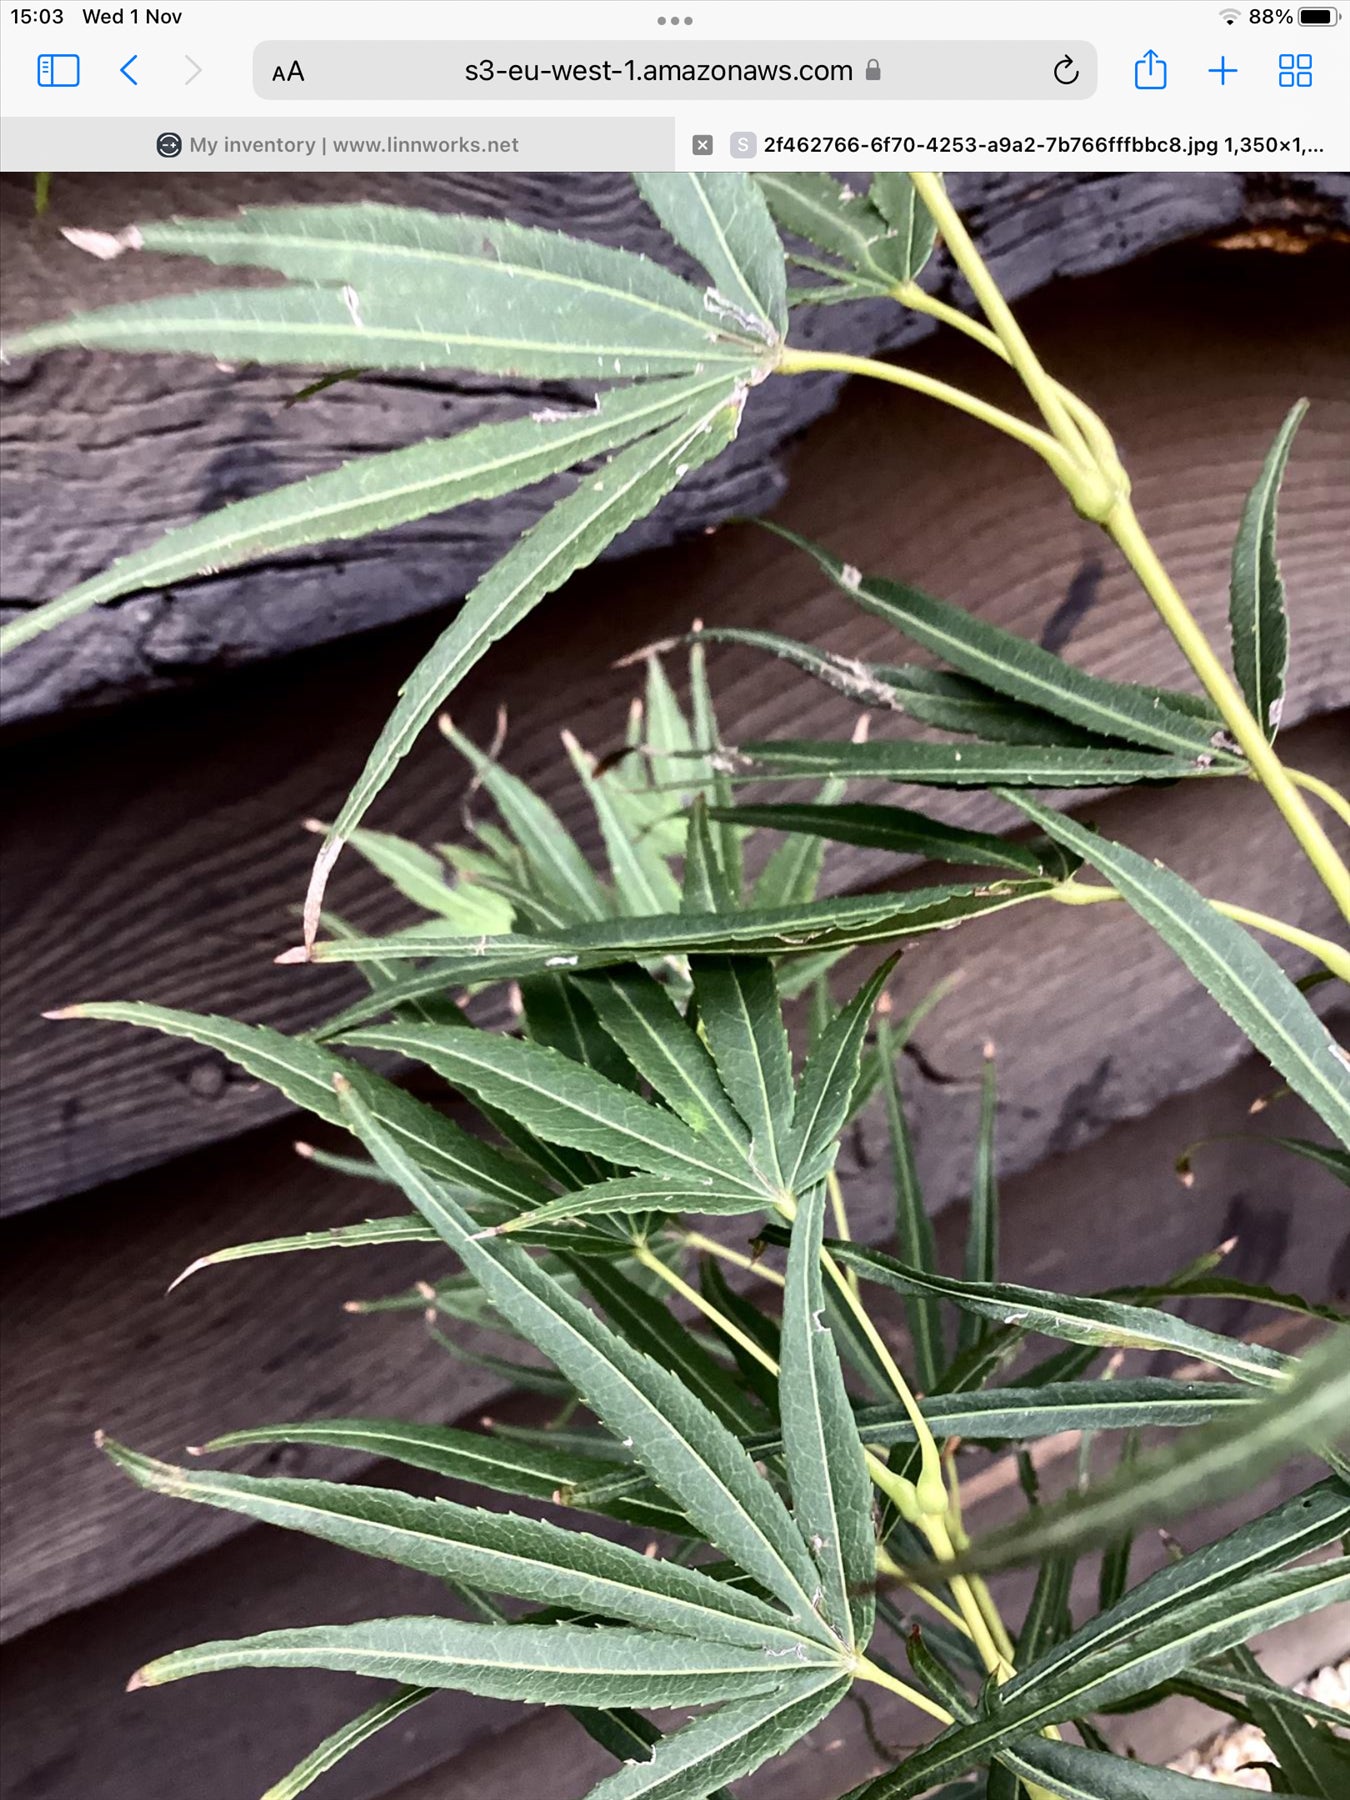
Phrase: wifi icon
[{"left": 1220, "top": 6, "right": 1240, "bottom": 20}]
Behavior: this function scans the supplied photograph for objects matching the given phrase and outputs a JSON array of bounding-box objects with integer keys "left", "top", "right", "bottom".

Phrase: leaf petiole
[
  {"left": 631, "top": 1241, "right": 779, "bottom": 1375},
  {"left": 875, "top": 1547, "right": 974, "bottom": 1639},
  {"left": 907, "top": 172, "right": 1100, "bottom": 486},
  {"left": 678, "top": 1230, "right": 786, "bottom": 1287},
  {"left": 819, "top": 1244, "right": 948, "bottom": 1516},
  {"left": 1050, "top": 880, "right": 1350, "bottom": 983},
  {"left": 826, "top": 1170, "right": 860, "bottom": 1292},
  {"left": 1286, "top": 765, "right": 1350, "bottom": 833},
  {"left": 852, "top": 1652, "right": 955, "bottom": 1723},
  {"left": 889, "top": 279, "right": 1127, "bottom": 492},
  {"left": 897, "top": 172, "right": 1350, "bottom": 922},
  {"left": 775, "top": 345, "right": 1078, "bottom": 482}
]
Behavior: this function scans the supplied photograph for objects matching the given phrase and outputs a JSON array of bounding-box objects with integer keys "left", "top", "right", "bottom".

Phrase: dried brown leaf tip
[{"left": 613, "top": 635, "right": 681, "bottom": 669}]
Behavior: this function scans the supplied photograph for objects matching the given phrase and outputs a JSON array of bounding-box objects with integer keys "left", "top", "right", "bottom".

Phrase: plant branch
[
  {"left": 641, "top": 1237, "right": 982, "bottom": 1642},
  {"left": 826, "top": 1170, "right": 859, "bottom": 1292},
  {"left": 820, "top": 1245, "right": 947, "bottom": 1515},
  {"left": 853, "top": 1653, "right": 955, "bottom": 1723},
  {"left": 919, "top": 1516, "right": 1056, "bottom": 1800},
  {"left": 632, "top": 1242, "right": 779, "bottom": 1374},
  {"left": 1211, "top": 901, "right": 1350, "bottom": 982},
  {"left": 1105, "top": 502, "right": 1350, "bottom": 923},
  {"left": 901, "top": 175, "right": 1349, "bottom": 921},
  {"left": 875, "top": 1548, "right": 974, "bottom": 1637},
  {"left": 1050, "top": 878, "right": 1350, "bottom": 982},
  {"left": 907, "top": 173, "right": 1097, "bottom": 477},
  {"left": 775, "top": 347, "right": 1075, "bottom": 478},
  {"left": 945, "top": 1465, "right": 1018, "bottom": 1666},
  {"left": 890, "top": 280, "right": 1124, "bottom": 485},
  {"left": 918, "top": 1513, "right": 1008, "bottom": 1675},
  {"left": 815, "top": 1234, "right": 1027, "bottom": 1683},
  {"left": 1286, "top": 765, "right": 1350, "bottom": 833},
  {"left": 677, "top": 1229, "right": 786, "bottom": 1287}
]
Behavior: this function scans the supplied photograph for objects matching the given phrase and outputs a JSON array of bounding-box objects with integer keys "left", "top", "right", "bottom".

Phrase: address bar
[{"left": 254, "top": 40, "right": 1098, "bottom": 101}]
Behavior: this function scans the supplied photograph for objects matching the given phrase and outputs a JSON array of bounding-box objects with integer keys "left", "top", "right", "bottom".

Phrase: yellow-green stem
[
  {"left": 908, "top": 173, "right": 1094, "bottom": 472},
  {"left": 853, "top": 1653, "right": 954, "bottom": 1723},
  {"left": 903, "top": 175, "right": 1348, "bottom": 920},
  {"left": 891, "top": 279, "right": 1127, "bottom": 489},
  {"left": 920, "top": 1514, "right": 1007, "bottom": 1675},
  {"left": 875, "top": 1546, "right": 974, "bottom": 1637},
  {"left": 640, "top": 1240, "right": 979, "bottom": 1641},
  {"left": 1286, "top": 765, "right": 1350, "bottom": 833},
  {"left": 970, "top": 1571, "right": 1017, "bottom": 1666},
  {"left": 632, "top": 1243, "right": 778, "bottom": 1374},
  {"left": 946, "top": 1464, "right": 1018, "bottom": 1665},
  {"left": 1212, "top": 902, "right": 1350, "bottom": 981},
  {"left": 1051, "top": 879, "right": 1350, "bottom": 982},
  {"left": 678, "top": 1229, "right": 786, "bottom": 1287},
  {"left": 1105, "top": 501, "right": 1350, "bottom": 923},
  {"left": 820, "top": 1245, "right": 947, "bottom": 1513},
  {"left": 649, "top": 1219, "right": 1036, "bottom": 1722},
  {"left": 826, "top": 1169, "right": 860, "bottom": 1293},
  {"left": 819, "top": 1230, "right": 1024, "bottom": 1680},
  {"left": 776, "top": 347, "right": 1074, "bottom": 479},
  {"left": 923, "top": 1517, "right": 1056, "bottom": 1800}
]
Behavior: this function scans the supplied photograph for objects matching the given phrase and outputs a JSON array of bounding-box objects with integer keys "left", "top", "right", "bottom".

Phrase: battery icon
[{"left": 1298, "top": 7, "right": 1339, "bottom": 21}]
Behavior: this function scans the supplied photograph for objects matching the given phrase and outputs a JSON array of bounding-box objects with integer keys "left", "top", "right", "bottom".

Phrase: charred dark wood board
[
  {"left": 2, "top": 172, "right": 1346, "bottom": 720},
  {"left": 2, "top": 1041, "right": 1344, "bottom": 1784},
  {"left": 3, "top": 244, "right": 1347, "bottom": 1216}
]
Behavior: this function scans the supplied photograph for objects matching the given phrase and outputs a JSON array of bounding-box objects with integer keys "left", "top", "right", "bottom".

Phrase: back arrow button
[
  {"left": 184, "top": 54, "right": 201, "bottom": 85},
  {"left": 119, "top": 53, "right": 138, "bottom": 85}
]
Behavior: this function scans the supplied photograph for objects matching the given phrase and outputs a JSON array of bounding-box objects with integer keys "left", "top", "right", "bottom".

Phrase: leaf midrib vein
[
  {"left": 167, "top": 1473, "right": 803, "bottom": 1646},
  {"left": 143, "top": 224, "right": 760, "bottom": 342}
]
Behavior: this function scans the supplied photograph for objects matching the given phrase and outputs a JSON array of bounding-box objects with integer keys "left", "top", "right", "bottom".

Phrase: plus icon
[{"left": 1209, "top": 56, "right": 1238, "bottom": 84}]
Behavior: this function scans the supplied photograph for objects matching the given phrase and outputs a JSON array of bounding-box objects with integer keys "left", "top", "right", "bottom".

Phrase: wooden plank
[
  {"left": 3, "top": 243, "right": 1347, "bottom": 1214},
  {"left": 5, "top": 174, "right": 1345, "bottom": 721},
  {"left": 0, "top": 1112, "right": 512, "bottom": 1644},
  {"left": 0, "top": 1493, "right": 513, "bottom": 1800},
  {"left": 5, "top": 1036, "right": 1346, "bottom": 1792}
]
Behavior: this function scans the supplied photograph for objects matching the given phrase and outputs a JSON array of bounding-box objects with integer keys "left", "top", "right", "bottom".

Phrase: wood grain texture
[
  {"left": 2, "top": 173, "right": 1346, "bottom": 720},
  {"left": 3, "top": 1042, "right": 1344, "bottom": 1794},
  {"left": 3, "top": 243, "right": 1348, "bottom": 1215},
  {"left": 0, "top": 1112, "right": 506, "bottom": 1644}
]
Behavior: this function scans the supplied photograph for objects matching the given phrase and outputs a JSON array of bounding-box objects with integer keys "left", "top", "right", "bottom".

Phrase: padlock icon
[{"left": 866, "top": 58, "right": 881, "bottom": 80}]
